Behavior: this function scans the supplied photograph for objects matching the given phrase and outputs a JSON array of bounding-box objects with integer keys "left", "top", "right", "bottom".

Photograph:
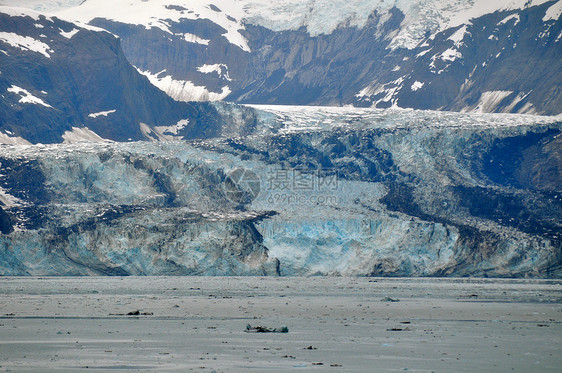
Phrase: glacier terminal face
[{"left": 0, "top": 107, "right": 560, "bottom": 277}]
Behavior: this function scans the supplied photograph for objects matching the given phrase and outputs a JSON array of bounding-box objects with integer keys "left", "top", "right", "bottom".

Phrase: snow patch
[
  {"left": 0, "top": 131, "right": 31, "bottom": 145},
  {"left": 59, "top": 28, "right": 79, "bottom": 38},
  {"left": 0, "top": 5, "right": 52, "bottom": 21},
  {"left": 197, "top": 63, "right": 232, "bottom": 81},
  {"left": 137, "top": 68, "right": 231, "bottom": 102},
  {"left": 411, "top": 81, "right": 424, "bottom": 91},
  {"left": 440, "top": 47, "right": 462, "bottom": 62},
  {"left": 498, "top": 13, "right": 521, "bottom": 26},
  {"left": 464, "top": 90, "right": 514, "bottom": 113},
  {"left": 356, "top": 84, "right": 382, "bottom": 98},
  {"left": 139, "top": 122, "right": 160, "bottom": 141},
  {"left": 429, "top": 47, "right": 462, "bottom": 74},
  {"left": 62, "top": 127, "right": 113, "bottom": 143},
  {"left": 150, "top": 119, "right": 190, "bottom": 140},
  {"left": 0, "top": 1, "right": 83, "bottom": 13},
  {"left": 88, "top": 109, "right": 116, "bottom": 118},
  {"left": 416, "top": 49, "right": 430, "bottom": 58},
  {"left": 517, "top": 101, "right": 537, "bottom": 114},
  {"left": 7, "top": 85, "right": 52, "bottom": 107},
  {"left": 448, "top": 25, "right": 469, "bottom": 46},
  {"left": 503, "top": 91, "right": 531, "bottom": 112},
  {"left": 154, "top": 118, "right": 189, "bottom": 137},
  {"left": 0, "top": 32, "right": 52, "bottom": 57},
  {"left": 139, "top": 121, "right": 188, "bottom": 141},
  {"left": 462, "top": 90, "right": 533, "bottom": 114},
  {"left": 356, "top": 77, "right": 405, "bottom": 107},
  {"left": 183, "top": 33, "right": 210, "bottom": 45},
  {"left": 543, "top": 1, "right": 562, "bottom": 22}
]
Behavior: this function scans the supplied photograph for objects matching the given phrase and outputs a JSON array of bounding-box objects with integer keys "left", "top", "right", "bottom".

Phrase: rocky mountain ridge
[
  {"left": 0, "top": 6, "right": 227, "bottom": 144},
  {"left": 54, "top": 0, "right": 562, "bottom": 115}
]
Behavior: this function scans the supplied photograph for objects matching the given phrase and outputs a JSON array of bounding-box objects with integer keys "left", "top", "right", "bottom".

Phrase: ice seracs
[{"left": 0, "top": 106, "right": 559, "bottom": 276}]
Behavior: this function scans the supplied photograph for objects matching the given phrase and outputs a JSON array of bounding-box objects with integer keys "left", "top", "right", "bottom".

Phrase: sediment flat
[{"left": 0, "top": 277, "right": 560, "bottom": 372}]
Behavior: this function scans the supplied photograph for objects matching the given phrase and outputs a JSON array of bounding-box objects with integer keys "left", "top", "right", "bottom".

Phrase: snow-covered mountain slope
[
  {"left": 0, "top": 6, "right": 232, "bottom": 144},
  {"left": 54, "top": 0, "right": 253, "bottom": 102},
  {"left": 240, "top": 0, "right": 558, "bottom": 47},
  {"left": 41, "top": 0, "right": 562, "bottom": 114},
  {"left": 53, "top": 0, "right": 561, "bottom": 48},
  {"left": 0, "top": 1, "right": 81, "bottom": 13},
  {"left": 1, "top": 107, "right": 560, "bottom": 276},
  {"left": 60, "top": 0, "right": 250, "bottom": 50}
]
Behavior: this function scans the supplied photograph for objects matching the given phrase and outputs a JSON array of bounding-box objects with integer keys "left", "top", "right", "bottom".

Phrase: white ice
[
  {"left": 59, "top": 27, "right": 79, "bottom": 38},
  {"left": 136, "top": 68, "right": 231, "bottom": 102},
  {"left": 7, "top": 85, "right": 52, "bottom": 107},
  {"left": 56, "top": 0, "right": 251, "bottom": 52},
  {"left": 61, "top": 127, "right": 113, "bottom": 143},
  {"left": 197, "top": 63, "right": 232, "bottom": 81},
  {"left": 0, "top": 31, "right": 52, "bottom": 57},
  {"left": 88, "top": 109, "right": 116, "bottom": 118}
]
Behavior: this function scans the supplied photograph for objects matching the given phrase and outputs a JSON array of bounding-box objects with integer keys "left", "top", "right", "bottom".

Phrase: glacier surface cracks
[{"left": 0, "top": 106, "right": 560, "bottom": 277}]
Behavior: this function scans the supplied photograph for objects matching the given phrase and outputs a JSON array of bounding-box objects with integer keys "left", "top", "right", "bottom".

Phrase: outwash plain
[{"left": 0, "top": 276, "right": 560, "bottom": 372}]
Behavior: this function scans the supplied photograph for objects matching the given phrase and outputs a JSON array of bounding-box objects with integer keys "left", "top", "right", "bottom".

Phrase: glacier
[{"left": 0, "top": 105, "right": 560, "bottom": 277}]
